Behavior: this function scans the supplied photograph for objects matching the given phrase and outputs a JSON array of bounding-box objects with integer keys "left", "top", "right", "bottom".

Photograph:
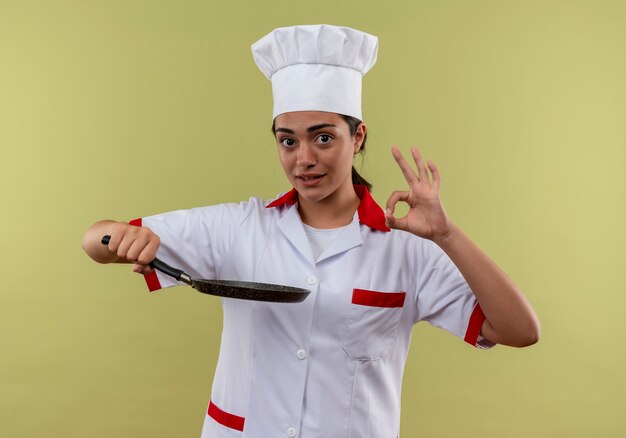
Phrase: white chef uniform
[
  {"left": 130, "top": 185, "right": 494, "bottom": 437},
  {"left": 128, "top": 23, "right": 494, "bottom": 437}
]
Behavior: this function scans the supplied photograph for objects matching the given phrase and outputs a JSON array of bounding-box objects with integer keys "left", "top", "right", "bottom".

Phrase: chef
[{"left": 83, "top": 24, "right": 540, "bottom": 437}]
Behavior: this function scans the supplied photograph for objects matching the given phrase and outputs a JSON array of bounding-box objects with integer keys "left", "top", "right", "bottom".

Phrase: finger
[
  {"left": 137, "top": 235, "right": 160, "bottom": 266},
  {"left": 391, "top": 146, "right": 420, "bottom": 185},
  {"left": 106, "top": 224, "right": 125, "bottom": 252},
  {"left": 385, "top": 190, "right": 409, "bottom": 214},
  {"left": 384, "top": 211, "right": 397, "bottom": 228},
  {"left": 126, "top": 234, "right": 150, "bottom": 262},
  {"left": 384, "top": 211, "right": 409, "bottom": 232},
  {"left": 411, "top": 147, "right": 429, "bottom": 185},
  {"left": 427, "top": 160, "right": 441, "bottom": 190},
  {"left": 116, "top": 232, "right": 136, "bottom": 260},
  {"left": 106, "top": 234, "right": 120, "bottom": 253}
]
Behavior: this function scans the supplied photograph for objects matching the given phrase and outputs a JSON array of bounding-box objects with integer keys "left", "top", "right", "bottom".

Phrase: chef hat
[{"left": 251, "top": 24, "right": 378, "bottom": 121}]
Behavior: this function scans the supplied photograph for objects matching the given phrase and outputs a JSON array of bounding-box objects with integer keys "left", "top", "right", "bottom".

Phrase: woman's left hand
[{"left": 385, "top": 146, "right": 452, "bottom": 241}]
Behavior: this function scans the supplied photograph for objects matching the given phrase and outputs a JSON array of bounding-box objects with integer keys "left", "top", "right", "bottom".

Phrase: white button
[
  {"left": 296, "top": 349, "right": 307, "bottom": 360},
  {"left": 286, "top": 427, "right": 297, "bottom": 437},
  {"left": 307, "top": 276, "right": 317, "bottom": 285}
]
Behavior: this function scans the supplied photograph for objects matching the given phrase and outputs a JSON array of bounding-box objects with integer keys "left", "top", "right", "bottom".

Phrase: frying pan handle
[{"left": 101, "top": 235, "right": 192, "bottom": 285}]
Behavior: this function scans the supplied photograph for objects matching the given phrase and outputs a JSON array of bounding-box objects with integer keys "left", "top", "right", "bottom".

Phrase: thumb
[
  {"left": 384, "top": 210, "right": 400, "bottom": 230},
  {"left": 132, "top": 263, "right": 154, "bottom": 275}
]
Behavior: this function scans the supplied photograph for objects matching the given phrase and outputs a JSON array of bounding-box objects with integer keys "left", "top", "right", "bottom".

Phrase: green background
[{"left": 1, "top": 0, "right": 624, "bottom": 436}]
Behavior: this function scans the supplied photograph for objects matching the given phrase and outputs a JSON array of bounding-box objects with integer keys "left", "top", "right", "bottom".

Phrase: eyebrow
[{"left": 275, "top": 123, "right": 337, "bottom": 134}]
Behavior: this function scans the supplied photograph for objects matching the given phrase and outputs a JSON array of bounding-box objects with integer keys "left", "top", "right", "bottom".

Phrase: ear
[{"left": 353, "top": 123, "right": 367, "bottom": 154}]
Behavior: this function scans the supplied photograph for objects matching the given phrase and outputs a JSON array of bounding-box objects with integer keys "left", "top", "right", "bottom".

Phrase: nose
[{"left": 297, "top": 142, "right": 317, "bottom": 167}]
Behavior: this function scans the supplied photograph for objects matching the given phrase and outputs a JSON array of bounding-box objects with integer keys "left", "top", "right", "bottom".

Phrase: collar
[{"left": 266, "top": 185, "right": 391, "bottom": 232}]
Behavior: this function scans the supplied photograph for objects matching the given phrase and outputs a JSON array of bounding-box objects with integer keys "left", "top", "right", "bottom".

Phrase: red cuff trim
[
  {"left": 208, "top": 400, "right": 245, "bottom": 432},
  {"left": 144, "top": 271, "right": 161, "bottom": 292},
  {"left": 464, "top": 303, "right": 486, "bottom": 347},
  {"left": 352, "top": 289, "right": 406, "bottom": 308},
  {"left": 129, "top": 217, "right": 162, "bottom": 292}
]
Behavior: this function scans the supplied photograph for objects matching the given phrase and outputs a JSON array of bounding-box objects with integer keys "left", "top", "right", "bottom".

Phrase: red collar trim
[
  {"left": 266, "top": 188, "right": 299, "bottom": 208},
  {"left": 266, "top": 185, "right": 391, "bottom": 232}
]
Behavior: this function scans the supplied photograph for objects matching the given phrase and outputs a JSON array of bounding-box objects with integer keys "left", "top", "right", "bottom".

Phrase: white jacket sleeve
[
  {"left": 132, "top": 201, "right": 251, "bottom": 291},
  {"left": 413, "top": 239, "right": 495, "bottom": 349}
]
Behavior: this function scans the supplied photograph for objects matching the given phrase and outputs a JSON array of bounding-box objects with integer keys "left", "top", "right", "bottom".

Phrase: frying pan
[{"left": 101, "top": 235, "right": 310, "bottom": 303}]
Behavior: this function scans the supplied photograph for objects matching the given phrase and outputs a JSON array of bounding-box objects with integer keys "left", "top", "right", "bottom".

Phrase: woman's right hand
[{"left": 82, "top": 220, "right": 160, "bottom": 275}]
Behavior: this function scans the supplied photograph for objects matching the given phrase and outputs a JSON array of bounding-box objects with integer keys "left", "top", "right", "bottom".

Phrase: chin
[{"left": 296, "top": 186, "right": 332, "bottom": 203}]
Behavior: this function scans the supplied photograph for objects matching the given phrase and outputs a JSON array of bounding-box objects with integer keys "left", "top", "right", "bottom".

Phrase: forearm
[{"left": 434, "top": 223, "right": 540, "bottom": 347}]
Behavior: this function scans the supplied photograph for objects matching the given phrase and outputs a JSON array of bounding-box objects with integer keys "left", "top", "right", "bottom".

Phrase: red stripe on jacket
[
  {"left": 352, "top": 289, "right": 406, "bottom": 308},
  {"left": 208, "top": 400, "right": 245, "bottom": 431}
]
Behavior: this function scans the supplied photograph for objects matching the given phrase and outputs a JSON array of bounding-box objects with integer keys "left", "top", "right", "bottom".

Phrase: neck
[{"left": 298, "top": 183, "right": 360, "bottom": 229}]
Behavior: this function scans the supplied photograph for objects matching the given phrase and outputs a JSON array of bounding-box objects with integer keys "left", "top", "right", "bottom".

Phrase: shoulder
[
  {"left": 141, "top": 193, "right": 292, "bottom": 230},
  {"left": 139, "top": 196, "right": 259, "bottom": 225},
  {"left": 370, "top": 228, "right": 445, "bottom": 260}
]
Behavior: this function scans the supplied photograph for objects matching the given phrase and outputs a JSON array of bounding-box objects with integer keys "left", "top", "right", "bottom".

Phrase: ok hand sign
[{"left": 385, "top": 146, "right": 452, "bottom": 242}]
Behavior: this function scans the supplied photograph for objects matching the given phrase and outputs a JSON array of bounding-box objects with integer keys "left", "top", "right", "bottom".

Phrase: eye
[
  {"left": 279, "top": 137, "right": 296, "bottom": 148},
  {"left": 316, "top": 134, "right": 333, "bottom": 144}
]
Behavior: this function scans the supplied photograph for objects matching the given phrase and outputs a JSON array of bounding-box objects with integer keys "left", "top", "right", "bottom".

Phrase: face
[{"left": 274, "top": 111, "right": 366, "bottom": 205}]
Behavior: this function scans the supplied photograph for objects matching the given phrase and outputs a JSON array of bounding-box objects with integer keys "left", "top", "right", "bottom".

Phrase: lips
[{"left": 296, "top": 174, "right": 325, "bottom": 187}]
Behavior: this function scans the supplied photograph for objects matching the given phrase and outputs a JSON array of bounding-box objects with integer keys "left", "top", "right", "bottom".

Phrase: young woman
[{"left": 83, "top": 25, "right": 539, "bottom": 438}]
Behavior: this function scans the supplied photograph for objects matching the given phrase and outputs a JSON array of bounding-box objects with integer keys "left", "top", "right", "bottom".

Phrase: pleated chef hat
[{"left": 251, "top": 24, "right": 378, "bottom": 120}]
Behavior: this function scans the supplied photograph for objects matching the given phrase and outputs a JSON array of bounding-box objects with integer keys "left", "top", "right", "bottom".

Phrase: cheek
[
  {"left": 336, "top": 145, "right": 356, "bottom": 171},
  {"left": 277, "top": 150, "right": 295, "bottom": 176}
]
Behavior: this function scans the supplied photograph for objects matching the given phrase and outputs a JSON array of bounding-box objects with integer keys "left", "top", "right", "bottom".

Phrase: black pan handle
[{"left": 101, "top": 235, "right": 192, "bottom": 285}]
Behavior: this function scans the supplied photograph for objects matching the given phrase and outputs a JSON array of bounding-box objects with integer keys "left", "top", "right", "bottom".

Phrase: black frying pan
[{"left": 101, "top": 236, "right": 310, "bottom": 303}]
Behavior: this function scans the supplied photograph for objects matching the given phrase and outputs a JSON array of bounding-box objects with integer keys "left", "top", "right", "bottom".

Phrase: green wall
[{"left": 1, "top": 0, "right": 624, "bottom": 436}]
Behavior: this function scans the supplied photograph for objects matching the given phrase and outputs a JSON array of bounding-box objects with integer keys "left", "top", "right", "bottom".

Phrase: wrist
[{"left": 431, "top": 222, "right": 459, "bottom": 250}]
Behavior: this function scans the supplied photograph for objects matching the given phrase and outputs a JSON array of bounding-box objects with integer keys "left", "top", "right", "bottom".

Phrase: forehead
[{"left": 274, "top": 111, "right": 345, "bottom": 131}]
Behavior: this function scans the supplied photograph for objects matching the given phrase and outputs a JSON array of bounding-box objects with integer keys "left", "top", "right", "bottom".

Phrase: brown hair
[{"left": 271, "top": 114, "right": 373, "bottom": 191}]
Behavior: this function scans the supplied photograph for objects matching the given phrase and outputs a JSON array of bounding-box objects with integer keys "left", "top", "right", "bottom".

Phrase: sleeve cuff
[
  {"left": 464, "top": 303, "right": 496, "bottom": 349},
  {"left": 143, "top": 271, "right": 162, "bottom": 292},
  {"left": 129, "top": 217, "right": 162, "bottom": 292}
]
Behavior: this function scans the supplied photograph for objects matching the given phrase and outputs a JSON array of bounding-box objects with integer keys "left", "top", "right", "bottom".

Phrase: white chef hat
[{"left": 251, "top": 24, "right": 378, "bottom": 121}]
